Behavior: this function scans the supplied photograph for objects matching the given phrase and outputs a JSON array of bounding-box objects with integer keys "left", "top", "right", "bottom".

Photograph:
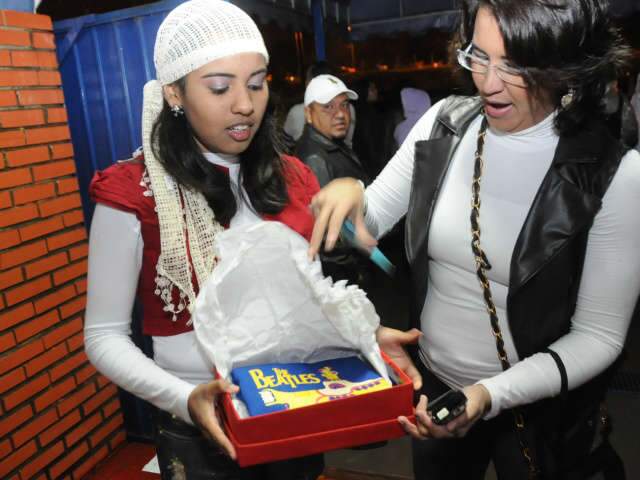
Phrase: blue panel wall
[
  {"left": 54, "top": 4, "right": 183, "bottom": 441},
  {"left": 54, "top": 1, "right": 180, "bottom": 223}
]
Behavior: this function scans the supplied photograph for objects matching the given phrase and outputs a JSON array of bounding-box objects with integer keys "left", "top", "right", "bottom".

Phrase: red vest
[{"left": 90, "top": 154, "right": 320, "bottom": 336}]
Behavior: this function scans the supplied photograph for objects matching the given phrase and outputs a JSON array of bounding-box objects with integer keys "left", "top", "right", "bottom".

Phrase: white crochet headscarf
[{"left": 142, "top": 0, "right": 269, "bottom": 321}]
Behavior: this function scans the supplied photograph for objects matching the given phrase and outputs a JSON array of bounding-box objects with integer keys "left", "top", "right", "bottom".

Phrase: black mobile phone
[{"left": 427, "top": 389, "right": 467, "bottom": 425}]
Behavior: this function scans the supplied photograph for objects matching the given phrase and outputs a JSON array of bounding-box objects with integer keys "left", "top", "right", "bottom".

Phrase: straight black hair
[
  {"left": 458, "top": 0, "right": 630, "bottom": 134},
  {"left": 150, "top": 79, "right": 291, "bottom": 225}
]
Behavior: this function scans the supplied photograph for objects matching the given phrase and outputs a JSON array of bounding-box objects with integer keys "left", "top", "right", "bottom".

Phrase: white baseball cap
[{"left": 304, "top": 74, "right": 358, "bottom": 107}]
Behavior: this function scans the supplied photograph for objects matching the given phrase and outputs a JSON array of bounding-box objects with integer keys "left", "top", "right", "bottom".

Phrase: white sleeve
[
  {"left": 84, "top": 204, "right": 195, "bottom": 424},
  {"left": 364, "top": 99, "right": 446, "bottom": 237},
  {"left": 479, "top": 149, "right": 640, "bottom": 417}
]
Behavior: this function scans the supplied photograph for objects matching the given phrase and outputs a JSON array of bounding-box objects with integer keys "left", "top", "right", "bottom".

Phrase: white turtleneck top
[
  {"left": 365, "top": 99, "right": 640, "bottom": 418},
  {"left": 85, "top": 152, "right": 261, "bottom": 424}
]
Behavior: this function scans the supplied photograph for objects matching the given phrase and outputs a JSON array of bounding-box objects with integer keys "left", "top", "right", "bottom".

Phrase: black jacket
[
  {"left": 295, "top": 125, "right": 371, "bottom": 280},
  {"left": 406, "top": 95, "right": 627, "bottom": 392},
  {"left": 295, "top": 125, "right": 370, "bottom": 187}
]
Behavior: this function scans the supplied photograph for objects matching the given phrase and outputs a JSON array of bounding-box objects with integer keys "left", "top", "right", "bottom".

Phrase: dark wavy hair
[
  {"left": 150, "top": 79, "right": 292, "bottom": 225},
  {"left": 457, "top": 0, "right": 630, "bottom": 135}
]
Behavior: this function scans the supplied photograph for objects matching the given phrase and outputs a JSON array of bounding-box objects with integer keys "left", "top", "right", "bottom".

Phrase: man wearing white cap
[
  {"left": 283, "top": 63, "right": 356, "bottom": 147},
  {"left": 296, "top": 74, "right": 368, "bottom": 187},
  {"left": 296, "top": 74, "right": 371, "bottom": 285}
]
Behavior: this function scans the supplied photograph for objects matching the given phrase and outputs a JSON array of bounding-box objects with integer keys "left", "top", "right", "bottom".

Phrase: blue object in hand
[{"left": 340, "top": 219, "right": 396, "bottom": 277}]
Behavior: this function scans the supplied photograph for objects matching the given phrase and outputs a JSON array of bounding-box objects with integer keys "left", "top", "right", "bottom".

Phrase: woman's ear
[
  {"left": 304, "top": 106, "right": 313, "bottom": 125},
  {"left": 162, "top": 83, "right": 182, "bottom": 109}
]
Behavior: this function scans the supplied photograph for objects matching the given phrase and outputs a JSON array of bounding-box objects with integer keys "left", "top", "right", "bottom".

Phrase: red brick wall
[{"left": 0, "top": 10, "right": 126, "bottom": 479}]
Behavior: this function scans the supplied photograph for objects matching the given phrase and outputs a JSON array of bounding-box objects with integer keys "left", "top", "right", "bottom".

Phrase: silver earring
[
  {"left": 560, "top": 89, "right": 575, "bottom": 109},
  {"left": 171, "top": 104, "right": 184, "bottom": 117}
]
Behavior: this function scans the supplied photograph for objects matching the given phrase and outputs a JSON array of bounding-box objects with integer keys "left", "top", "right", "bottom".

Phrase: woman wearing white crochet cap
[{"left": 83, "top": 1, "right": 425, "bottom": 478}]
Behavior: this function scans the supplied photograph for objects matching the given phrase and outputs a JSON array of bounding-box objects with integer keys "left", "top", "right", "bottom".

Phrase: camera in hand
[{"left": 427, "top": 389, "right": 467, "bottom": 425}]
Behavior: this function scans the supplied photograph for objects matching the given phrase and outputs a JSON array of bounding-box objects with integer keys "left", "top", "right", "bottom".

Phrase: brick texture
[
  {"left": 0, "top": 109, "right": 45, "bottom": 128},
  {"left": 17, "top": 89, "right": 64, "bottom": 106},
  {"left": 0, "top": 90, "right": 17, "bottom": 107},
  {"left": 5, "top": 145, "right": 50, "bottom": 167},
  {"left": 0, "top": 28, "right": 31, "bottom": 47},
  {"left": 0, "top": 48, "right": 10, "bottom": 66},
  {"left": 0, "top": 129, "right": 26, "bottom": 148},
  {"left": 0, "top": 9, "right": 124, "bottom": 479},
  {"left": 32, "top": 32, "right": 55, "bottom": 50},
  {"left": 0, "top": 189, "right": 11, "bottom": 208}
]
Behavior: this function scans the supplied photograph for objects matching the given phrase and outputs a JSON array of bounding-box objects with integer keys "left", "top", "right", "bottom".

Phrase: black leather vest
[{"left": 405, "top": 96, "right": 626, "bottom": 366}]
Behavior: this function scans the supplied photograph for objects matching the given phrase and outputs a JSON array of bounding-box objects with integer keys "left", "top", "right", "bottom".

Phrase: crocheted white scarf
[{"left": 142, "top": 80, "right": 224, "bottom": 322}]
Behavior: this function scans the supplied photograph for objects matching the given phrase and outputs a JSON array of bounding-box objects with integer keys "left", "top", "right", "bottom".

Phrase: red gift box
[{"left": 220, "top": 351, "right": 415, "bottom": 467}]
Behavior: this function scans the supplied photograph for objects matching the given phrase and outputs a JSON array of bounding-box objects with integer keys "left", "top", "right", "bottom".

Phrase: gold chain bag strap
[{"left": 470, "top": 116, "right": 539, "bottom": 479}]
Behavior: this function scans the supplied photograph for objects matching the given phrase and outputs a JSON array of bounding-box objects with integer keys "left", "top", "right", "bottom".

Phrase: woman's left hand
[
  {"left": 376, "top": 326, "right": 423, "bottom": 390},
  {"left": 398, "top": 384, "right": 492, "bottom": 440}
]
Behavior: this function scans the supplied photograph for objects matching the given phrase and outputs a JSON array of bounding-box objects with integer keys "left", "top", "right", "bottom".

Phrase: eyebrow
[{"left": 201, "top": 68, "right": 268, "bottom": 79}]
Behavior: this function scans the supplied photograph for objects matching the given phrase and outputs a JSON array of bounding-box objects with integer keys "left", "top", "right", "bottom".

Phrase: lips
[
  {"left": 484, "top": 100, "right": 512, "bottom": 118},
  {"left": 226, "top": 123, "right": 253, "bottom": 142}
]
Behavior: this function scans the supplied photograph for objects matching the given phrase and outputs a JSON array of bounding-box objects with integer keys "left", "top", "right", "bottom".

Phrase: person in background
[
  {"left": 352, "top": 77, "right": 387, "bottom": 178},
  {"left": 602, "top": 77, "right": 638, "bottom": 149},
  {"left": 296, "top": 75, "right": 367, "bottom": 188},
  {"left": 393, "top": 87, "right": 431, "bottom": 147},
  {"left": 295, "top": 74, "right": 371, "bottom": 286},
  {"left": 308, "top": 0, "right": 640, "bottom": 478},
  {"left": 633, "top": 72, "right": 640, "bottom": 151},
  {"left": 284, "top": 62, "right": 356, "bottom": 147},
  {"left": 84, "top": 1, "right": 420, "bottom": 478},
  {"left": 379, "top": 85, "right": 407, "bottom": 161}
]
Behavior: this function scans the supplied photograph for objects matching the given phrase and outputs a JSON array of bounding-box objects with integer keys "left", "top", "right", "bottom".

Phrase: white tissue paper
[{"left": 191, "top": 221, "right": 388, "bottom": 397}]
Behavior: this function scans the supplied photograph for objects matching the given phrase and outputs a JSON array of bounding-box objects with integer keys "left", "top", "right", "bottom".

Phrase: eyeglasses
[
  {"left": 457, "top": 44, "right": 526, "bottom": 87},
  {"left": 317, "top": 99, "right": 351, "bottom": 116}
]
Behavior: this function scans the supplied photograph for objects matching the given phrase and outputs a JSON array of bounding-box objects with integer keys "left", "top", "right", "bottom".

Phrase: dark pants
[
  {"left": 412, "top": 406, "right": 536, "bottom": 479},
  {"left": 412, "top": 361, "right": 600, "bottom": 480},
  {"left": 153, "top": 409, "right": 324, "bottom": 480}
]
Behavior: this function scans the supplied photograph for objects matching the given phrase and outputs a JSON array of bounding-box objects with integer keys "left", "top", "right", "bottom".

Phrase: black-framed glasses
[{"left": 456, "top": 44, "right": 526, "bottom": 87}]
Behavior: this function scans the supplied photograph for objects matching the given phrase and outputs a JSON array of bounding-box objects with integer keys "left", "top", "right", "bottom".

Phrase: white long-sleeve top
[
  {"left": 84, "top": 152, "right": 261, "bottom": 424},
  {"left": 365, "top": 99, "right": 640, "bottom": 418}
]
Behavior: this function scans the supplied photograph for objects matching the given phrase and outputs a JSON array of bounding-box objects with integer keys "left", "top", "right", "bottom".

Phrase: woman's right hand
[
  {"left": 398, "top": 384, "right": 491, "bottom": 440},
  {"left": 308, "top": 177, "right": 376, "bottom": 258},
  {"left": 187, "top": 379, "right": 239, "bottom": 459}
]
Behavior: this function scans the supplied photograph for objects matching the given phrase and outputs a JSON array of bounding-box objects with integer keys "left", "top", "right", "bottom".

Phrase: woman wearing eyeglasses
[{"left": 308, "top": 0, "right": 640, "bottom": 478}]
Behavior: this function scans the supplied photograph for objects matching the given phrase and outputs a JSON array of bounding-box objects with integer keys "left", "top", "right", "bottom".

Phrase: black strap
[
  {"left": 470, "top": 116, "right": 539, "bottom": 479},
  {"left": 542, "top": 347, "right": 568, "bottom": 401}
]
